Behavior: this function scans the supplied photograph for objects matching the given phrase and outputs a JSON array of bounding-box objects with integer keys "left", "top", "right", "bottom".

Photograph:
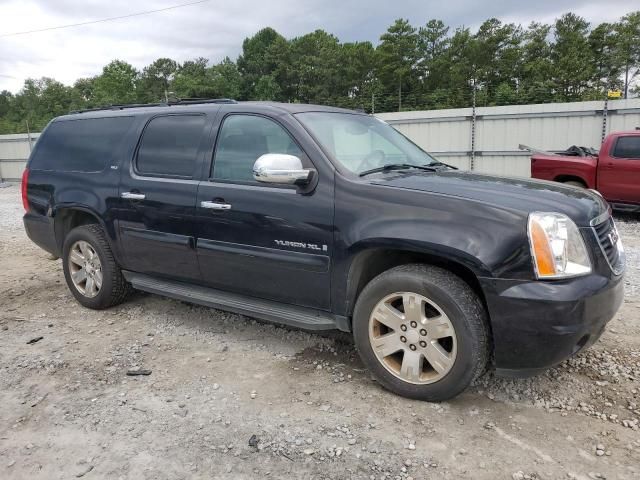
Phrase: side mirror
[{"left": 253, "top": 153, "right": 314, "bottom": 185}]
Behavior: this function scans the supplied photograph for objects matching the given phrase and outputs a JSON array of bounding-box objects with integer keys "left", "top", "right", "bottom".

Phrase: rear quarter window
[{"left": 29, "top": 116, "right": 134, "bottom": 172}]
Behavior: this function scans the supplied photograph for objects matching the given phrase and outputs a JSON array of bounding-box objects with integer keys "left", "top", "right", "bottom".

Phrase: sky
[{"left": 1, "top": 0, "right": 639, "bottom": 92}]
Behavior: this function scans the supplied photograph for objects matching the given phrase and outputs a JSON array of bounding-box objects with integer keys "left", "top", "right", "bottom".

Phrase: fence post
[
  {"left": 601, "top": 96, "right": 608, "bottom": 145},
  {"left": 470, "top": 82, "right": 477, "bottom": 171}
]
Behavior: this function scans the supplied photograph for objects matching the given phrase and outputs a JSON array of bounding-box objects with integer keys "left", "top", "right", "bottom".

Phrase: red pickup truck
[{"left": 530, "top": 131, "right": 640, "bottom": 212}]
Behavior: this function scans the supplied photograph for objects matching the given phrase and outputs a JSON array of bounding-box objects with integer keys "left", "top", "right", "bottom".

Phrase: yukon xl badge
[{"left": 275, "top": 240, "right": 328, "bottom": 252}]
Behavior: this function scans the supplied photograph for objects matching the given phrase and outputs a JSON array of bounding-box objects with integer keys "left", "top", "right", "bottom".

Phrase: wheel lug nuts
[
  {"left": 410, "top": 344, "right": 416, "bottom": 351},
  {"left": 400, "top": 324, "right": 407, "bottom": 331},
  {"left": 400, "top": 336, "right": 406, "bottom": 343},
  {"left": 410, "top": 321, "right": 417, "bottom": 328},
  {"left": 420, "top": 329, "right": 427, "bottom": 336},
  {"left": 419, "top": 341, "right": 427, "bottom": 348}
]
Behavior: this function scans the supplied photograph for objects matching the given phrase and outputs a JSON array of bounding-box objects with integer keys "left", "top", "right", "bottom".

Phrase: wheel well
[
  {"left": 346, "top": 248, "right": 487, "bottom": 316},
  {"left": 554, "top": 175, "right": 586, "bottom": 187},
  {"left": 55, "top": 208, "right": 100, "bottom": 252}
]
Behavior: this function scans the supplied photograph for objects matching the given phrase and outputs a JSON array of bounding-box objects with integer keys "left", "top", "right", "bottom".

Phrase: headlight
[{"left": 528, "top": 212, "right": 592, "bottom": 279}]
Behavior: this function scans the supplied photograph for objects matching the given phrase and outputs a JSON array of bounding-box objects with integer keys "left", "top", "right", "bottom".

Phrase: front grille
[{"left": 592, "top": 216, "right": 624, "bottom": 275}]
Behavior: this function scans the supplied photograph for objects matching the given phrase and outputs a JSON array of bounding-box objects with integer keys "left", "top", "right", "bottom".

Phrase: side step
[{"left": 122, "top": 271, "right": 350, "bottom": 332}]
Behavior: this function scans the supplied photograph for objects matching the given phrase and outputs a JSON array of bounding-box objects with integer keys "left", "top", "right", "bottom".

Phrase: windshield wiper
[
  {"left": 428, "top": 160, "right": 458, "bottom": 170},
  {"left": 359, "top": 163, "right": 439, "bottom": 177}
]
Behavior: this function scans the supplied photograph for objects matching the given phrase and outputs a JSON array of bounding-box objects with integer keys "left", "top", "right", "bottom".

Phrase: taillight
[{"left": 21, "top": 168, "right": 29, "bottom": 212}]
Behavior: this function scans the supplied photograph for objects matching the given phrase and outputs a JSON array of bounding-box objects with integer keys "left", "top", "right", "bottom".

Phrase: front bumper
[{"left": 479, "top": 272, "right": 624, "bottom": 377}]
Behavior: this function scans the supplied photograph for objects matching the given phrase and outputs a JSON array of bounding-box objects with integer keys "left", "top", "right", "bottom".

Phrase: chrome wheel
[
  {"left": 68, "top": 240, "right": 103, "bottom": 298},
  {"left": 368, "top": 292, "right": 457, "bottom": 384}
]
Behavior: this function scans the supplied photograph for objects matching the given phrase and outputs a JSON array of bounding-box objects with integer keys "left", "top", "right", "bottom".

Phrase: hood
[{"left": 368, "top": 170, "right": 607, "bottom": 227}]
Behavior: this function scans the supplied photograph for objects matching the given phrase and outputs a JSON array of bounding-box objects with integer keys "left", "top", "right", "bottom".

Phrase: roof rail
[{"left": 69, "top": 98, "right": 238, "bottom": 114}]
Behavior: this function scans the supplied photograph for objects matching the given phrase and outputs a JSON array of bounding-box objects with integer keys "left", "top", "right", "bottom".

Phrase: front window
[{"left": 296, "top": 112, "right": 436, "bottom": 175}]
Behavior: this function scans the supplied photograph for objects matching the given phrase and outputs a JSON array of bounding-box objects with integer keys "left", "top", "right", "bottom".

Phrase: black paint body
[{"left": 23, "top": 102, "right": 624, "bottom": 376}]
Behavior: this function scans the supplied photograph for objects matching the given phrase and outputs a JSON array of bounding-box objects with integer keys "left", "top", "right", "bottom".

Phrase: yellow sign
[{"left": 607, "top": 89, "right": 622, "bottom": 98}]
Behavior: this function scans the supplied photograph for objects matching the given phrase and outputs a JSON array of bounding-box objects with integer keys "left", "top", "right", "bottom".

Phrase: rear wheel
[
  {"left": 564, "top": 180, "right": 586, "bottom": 188},
  {"left": 62, "top": 224, "right": 131, "bottom": 309},
  {"left": 353, "top": 264, "right": 490, "bottom": 401}
]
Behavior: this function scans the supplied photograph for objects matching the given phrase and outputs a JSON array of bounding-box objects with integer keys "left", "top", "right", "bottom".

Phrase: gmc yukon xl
[{"left": 22, "top": 100, "right": 625, "bottom": 401}]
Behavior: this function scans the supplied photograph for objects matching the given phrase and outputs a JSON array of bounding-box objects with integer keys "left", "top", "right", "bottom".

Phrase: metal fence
[
  {"left": 0, "top": 133, "right": 39, "bottom": 182},
  {"left": 1, "top": 99, "right": 640, "bottom": 182},
  {"left": 376, "top": 98, "right": 640, "bottom": 177}
]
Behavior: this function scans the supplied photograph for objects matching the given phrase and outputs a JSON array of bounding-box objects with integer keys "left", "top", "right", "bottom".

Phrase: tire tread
[{"left": 353, "top": 263, "right": 491, "bottom": 401}]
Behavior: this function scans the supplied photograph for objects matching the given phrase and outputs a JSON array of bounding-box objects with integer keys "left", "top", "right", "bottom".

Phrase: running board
[{"left": 122, "top": 271, "right": 350, "bottom": 332}]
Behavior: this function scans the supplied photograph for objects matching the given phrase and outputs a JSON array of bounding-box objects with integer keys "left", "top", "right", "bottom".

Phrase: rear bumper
[
  {"left": 480, "top": 272, "right": 624, "bottom": 377},
  {"left": 23, "top": 213, "right": 59, "bottom": 256}
]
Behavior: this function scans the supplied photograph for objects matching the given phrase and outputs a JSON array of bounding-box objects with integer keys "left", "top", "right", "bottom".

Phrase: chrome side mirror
[{"left": 253, "top": 153, "right": 314, "bottom": 185}]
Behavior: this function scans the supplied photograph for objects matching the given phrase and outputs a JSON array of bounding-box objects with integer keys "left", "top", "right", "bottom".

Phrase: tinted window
[
  {"left": 613, "top": 136, "right": 640, "bottom": 159},
  {"left": 212, "top": 115, "right": 304, "bottom": 183},
  {"left": 30, "top": 117, "right": 134, "bottom": 172},
  {"left": 136, "top": 115, "right": 206, "bottom": 177}
]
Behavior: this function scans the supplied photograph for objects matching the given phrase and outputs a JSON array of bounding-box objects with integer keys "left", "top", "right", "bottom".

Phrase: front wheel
[{"left": 353, "top": 264, "right": 490, "bottom": 401}]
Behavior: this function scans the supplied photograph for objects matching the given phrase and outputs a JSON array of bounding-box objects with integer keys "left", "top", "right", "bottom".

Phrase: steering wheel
[{"left": 358, "top": 149, "right": 385, "bottom": 172}]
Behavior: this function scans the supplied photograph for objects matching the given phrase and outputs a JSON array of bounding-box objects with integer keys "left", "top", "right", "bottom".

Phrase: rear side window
[
  {"left": 30, "top": 117, "right": 134, "bottom": 172},
  {"left": 136, "top": 115, "right": 206, "bottom": 177},
  {"left": 613, "top": 136, "right": 640, "bottom": 159}
]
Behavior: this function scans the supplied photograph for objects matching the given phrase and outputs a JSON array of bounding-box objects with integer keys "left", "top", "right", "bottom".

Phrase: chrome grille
[{"left": 592, "top": 216, "right": 624, "bottom": 275}]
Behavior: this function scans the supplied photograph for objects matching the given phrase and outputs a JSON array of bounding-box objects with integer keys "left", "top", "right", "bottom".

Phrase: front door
[
  {"left": 195, "top": 112, "right": 333, "bottom": 310},
  {"left": 117, "top": 113, "right": 212, "bottom": 280},
  {"left": 598, "top": 135, "right": 640, "bottom": 204}
]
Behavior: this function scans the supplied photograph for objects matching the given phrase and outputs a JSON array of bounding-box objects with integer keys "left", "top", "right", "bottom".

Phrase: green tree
[
  {"left": 172, "top": 58, "right": 215, "bottom": 98},
  {"left": 237, "top": 27, "right": 289, "bottom": 100},
  {"left": 417, "top": 20, "right": 450, "bottom": 94},
  {"left": 73, "top": 78, "right": 95, "bottom": 104},
  {"left": 339, "top": 41, "right": 378, "bottom": 110},
  {"left": 254, "top": 75, "right": 281, "bottom": 100},
  {"left": 551, "top": 13, "right": 594, "bottom": 101},
  {"left": 208, "top": 57, "right": 242, "bottom": 99},
  {"left": 472, "top": 19, "right": 523, "bottom": 105},
  {"left": 138, "top": 58, "right": 178, "bottom": 102},
  {"left": 521, "top": 22, "right": 554, "bottom": 103},
  {"left": 288, "top": 30, "right": 343, "bottom": 104},
  {"left": 589, "top": 23, "right": 623, "bottom": 94},
  {"left": 444, "top": 27, "right": 477, "bottom": 108},
  {"left": 92, "top": 60, "right": 139, "bottom": 106},
  {"left": 377, "top": 19, "right": 419, "bottom": 110},
  {"left": 614, "top": 11, "right": 640, "bottom": 98}
]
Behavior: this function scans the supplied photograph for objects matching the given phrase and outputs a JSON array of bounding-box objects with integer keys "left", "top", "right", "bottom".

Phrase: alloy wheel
[
  {"left": 68, "top": 240, "right": 103, "bottom": 298},
  {"left": 368, "top": 292, "right": 457, "bottom": 384}
]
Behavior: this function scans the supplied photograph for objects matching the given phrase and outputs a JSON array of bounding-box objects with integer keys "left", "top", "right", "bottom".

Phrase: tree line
[{"left": 0, "top": 11, "right": 639, "bottom": 134}]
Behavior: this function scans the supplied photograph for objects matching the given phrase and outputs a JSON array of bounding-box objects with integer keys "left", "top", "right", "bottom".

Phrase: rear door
[
  {"left": 194, "top": 110, "right": 334, "bottom": 310},
  {"left": 598, "top": 134, "right": 640, "bottom": 204},
  {"left": 116, "top": 112, "right": 215, "bottom": 280}
]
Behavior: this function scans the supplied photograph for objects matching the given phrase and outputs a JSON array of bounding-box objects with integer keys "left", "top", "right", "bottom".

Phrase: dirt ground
[{"left": 1, "top": 184, "right": 639, "bottom": 480}]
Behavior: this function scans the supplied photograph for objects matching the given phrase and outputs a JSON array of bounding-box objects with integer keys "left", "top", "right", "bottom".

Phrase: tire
[
  {"left": 62, "top": 224, "right": 131, "bottom": 309},
  {"left": 352, "top": 264, "right": 490, "bottom": 401},
  {"left": 564, "top": 180, "right": 586, "bottom": 188}
]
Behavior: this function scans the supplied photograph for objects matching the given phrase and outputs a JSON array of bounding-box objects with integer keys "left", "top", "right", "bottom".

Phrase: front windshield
[{"left": 296, "top": 112, "right": 436, "bottom": 175}]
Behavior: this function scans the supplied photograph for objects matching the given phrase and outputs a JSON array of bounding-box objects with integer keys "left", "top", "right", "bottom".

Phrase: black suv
[{"left": 22, "top": 100, "right": 625, "bottom": 401}]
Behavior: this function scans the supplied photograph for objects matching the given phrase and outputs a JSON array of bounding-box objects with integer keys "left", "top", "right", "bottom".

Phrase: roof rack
[{"left": 70, "top": 98, "right": 237, "bottom": 114}]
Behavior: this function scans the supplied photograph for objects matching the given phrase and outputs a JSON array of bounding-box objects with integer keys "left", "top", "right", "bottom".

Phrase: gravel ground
[{"left": 1, "top": 184, "right": 639, "bottom": 480}]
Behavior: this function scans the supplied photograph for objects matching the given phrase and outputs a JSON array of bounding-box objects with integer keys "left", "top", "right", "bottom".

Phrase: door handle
[
  {"left": 121, "top": 192, "right": 146, "bottom": 200},
  {"left": 201, "top": 201, "right": 232, "bottom": 210}
]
